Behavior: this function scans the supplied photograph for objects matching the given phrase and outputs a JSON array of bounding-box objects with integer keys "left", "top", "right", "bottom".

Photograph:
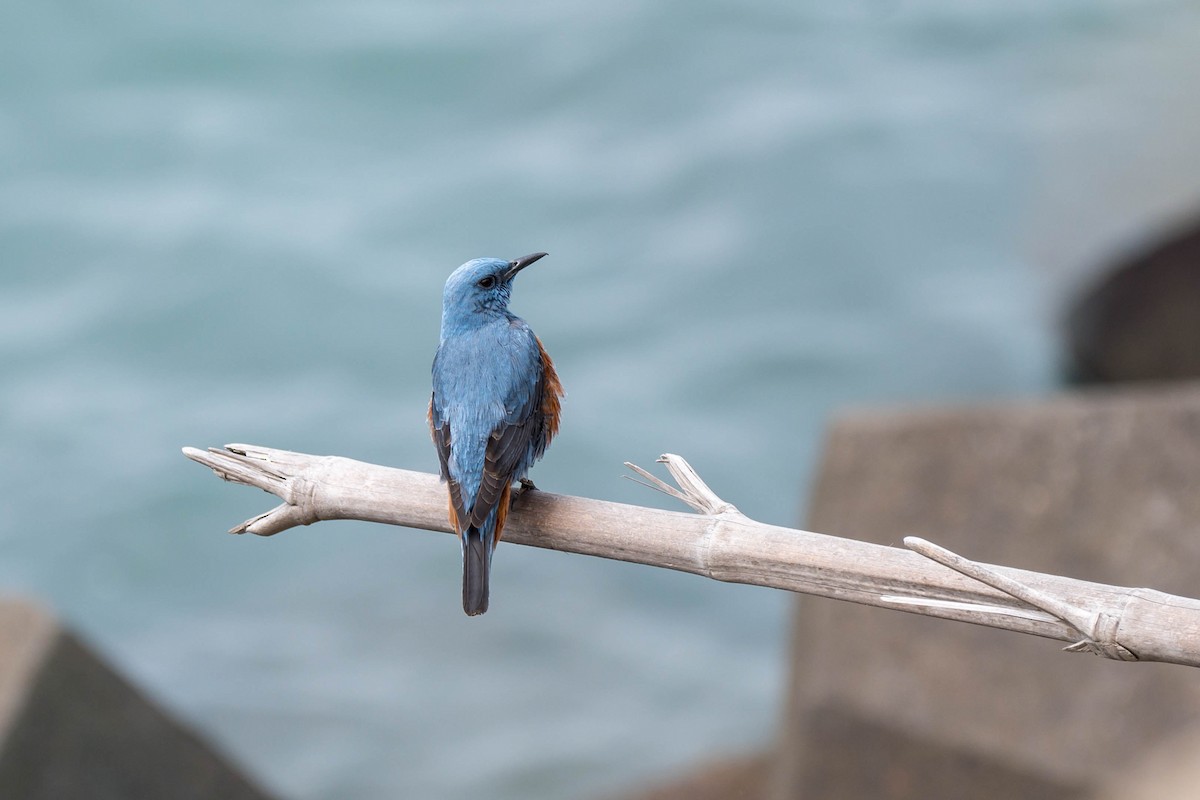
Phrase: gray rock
[
  {"left": 0, "top": 598, "right": 277, "bottom": 800},
  {"left": 772, "top": 383, "right": 1200, "bottom": 799},
  {"left": 1067, "top": 217, "right": 1200, "bottom": 382},
  {"left": 1091, "top": 725, "right": 1200, "bottom": 800},
  {"left": 606, "top": 753, "right": 770, "bottom": 800}
]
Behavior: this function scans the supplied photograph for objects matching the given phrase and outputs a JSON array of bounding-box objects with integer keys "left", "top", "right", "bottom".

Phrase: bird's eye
[{"left": 478, "top": 276, "right": 497, "bottom": 289}]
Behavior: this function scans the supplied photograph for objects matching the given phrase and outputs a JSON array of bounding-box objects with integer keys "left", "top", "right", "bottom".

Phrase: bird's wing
[
  {"left": 467, "top": 369, "right": 543, "bottom": 530},
  {"left": 428, "top": 392, "right": 468, "bottom": 533}
]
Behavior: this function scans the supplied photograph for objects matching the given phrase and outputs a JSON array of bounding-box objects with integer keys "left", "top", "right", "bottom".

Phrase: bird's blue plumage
[
  {"left": 429, "top": 253, "right": 562, "bottom": 615},
  {"left": 432, "top": 319, "right": 543, "bottom": 507}
]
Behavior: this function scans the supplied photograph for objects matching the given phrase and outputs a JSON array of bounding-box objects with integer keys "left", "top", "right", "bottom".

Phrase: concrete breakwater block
[
  {"left": 1066, "top": 217, "right": 1200, "bottom": 383},
  {"left": 0, "top": 598, "right": 275, "bottom": 800},
  {"left": 1090, "top": 725, "right": 1200, "bottom": 800},
  {"left": 773, "top": 383, "right": 1200, "bottom": 799}
]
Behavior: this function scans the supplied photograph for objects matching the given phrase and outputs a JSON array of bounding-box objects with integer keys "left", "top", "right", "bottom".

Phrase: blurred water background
[{"left": 3, "top": 1, "right": 1200, "bottom": 798}]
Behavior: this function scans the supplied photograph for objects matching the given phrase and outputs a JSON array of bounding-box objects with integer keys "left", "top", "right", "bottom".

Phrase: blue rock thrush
[{"left": 429, "top": 253, "right": 563, "bottom": 616}]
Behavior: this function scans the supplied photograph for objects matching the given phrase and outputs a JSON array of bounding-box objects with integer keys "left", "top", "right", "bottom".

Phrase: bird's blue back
[{"left": 431, "top": 316, "right": 543, "bottom": 508}]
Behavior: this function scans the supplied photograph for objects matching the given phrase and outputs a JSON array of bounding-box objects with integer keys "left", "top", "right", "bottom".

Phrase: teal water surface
[{"left": 3, "top": 1, "right": 1199, "bottom": 798}]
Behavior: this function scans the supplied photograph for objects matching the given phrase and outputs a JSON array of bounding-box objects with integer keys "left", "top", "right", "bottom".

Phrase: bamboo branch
[{"left": 182, "top": 444, "right": 1200, "bottom": 668}]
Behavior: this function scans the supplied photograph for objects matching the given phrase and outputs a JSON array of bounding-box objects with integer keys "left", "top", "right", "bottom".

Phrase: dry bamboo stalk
[{"left": 182, "top": 444, "right": 1200, "bottom": 668}]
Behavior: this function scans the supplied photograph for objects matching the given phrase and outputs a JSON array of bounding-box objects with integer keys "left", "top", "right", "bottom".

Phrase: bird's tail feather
[{"left": 462, "top": 527, "right": 491, "bottom": 616}]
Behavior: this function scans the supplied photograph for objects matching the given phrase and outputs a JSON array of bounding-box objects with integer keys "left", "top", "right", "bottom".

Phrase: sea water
[{"left": 3, "top": 1, "right": 1200, "bottom": 798}]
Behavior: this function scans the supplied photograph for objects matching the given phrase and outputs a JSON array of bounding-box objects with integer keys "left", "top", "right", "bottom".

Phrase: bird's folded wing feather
[{"left": 469, "top": 362, "right": 546, "bottom": 530}]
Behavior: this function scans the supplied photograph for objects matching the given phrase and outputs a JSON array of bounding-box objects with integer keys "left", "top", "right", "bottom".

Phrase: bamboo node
[
  {"left": 904, "top": 536, "right": 1140, "bottom": 662},
  {"left": 1063, "top": 612, "right": 1138, "bottom": 660}
]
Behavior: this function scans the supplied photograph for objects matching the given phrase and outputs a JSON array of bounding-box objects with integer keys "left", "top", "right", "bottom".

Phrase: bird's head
[{"left": 440, "top": 252, "right": 547, "bottom": 335}]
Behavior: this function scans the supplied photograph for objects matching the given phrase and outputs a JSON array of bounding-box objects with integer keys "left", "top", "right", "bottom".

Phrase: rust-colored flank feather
[
  {"left": 538, "top": 337, "right": 563, "bottom": 444},
  {"left": 493, "top": 483, "right": 512, "bottom": 544}
]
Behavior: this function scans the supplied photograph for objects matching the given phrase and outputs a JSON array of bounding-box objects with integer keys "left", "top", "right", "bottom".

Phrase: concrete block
[
  {"left": 0, "top": 598, "right": 276, "bottom": 800},
  {"left": 609, "top": 753, "right": 770, "bottom": 800},
  {"left": 773, "top": 384, "right": 1200, "bottom": 799},
  {"left": 1067, "top": 217, "right": 1200, "bottom": 382},
  {"left": 1090, "top": 725, "right": 1200, "bottom": 800}
]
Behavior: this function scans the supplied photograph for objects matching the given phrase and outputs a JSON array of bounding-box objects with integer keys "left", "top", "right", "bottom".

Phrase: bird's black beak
[{"left": 506, "top": 252, "right": 548, "bottom": 279}]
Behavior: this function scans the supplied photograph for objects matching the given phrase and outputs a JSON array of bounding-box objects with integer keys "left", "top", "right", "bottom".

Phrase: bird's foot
[{"left": 511, "top": 478, "right": 538, "bottom": 509}]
